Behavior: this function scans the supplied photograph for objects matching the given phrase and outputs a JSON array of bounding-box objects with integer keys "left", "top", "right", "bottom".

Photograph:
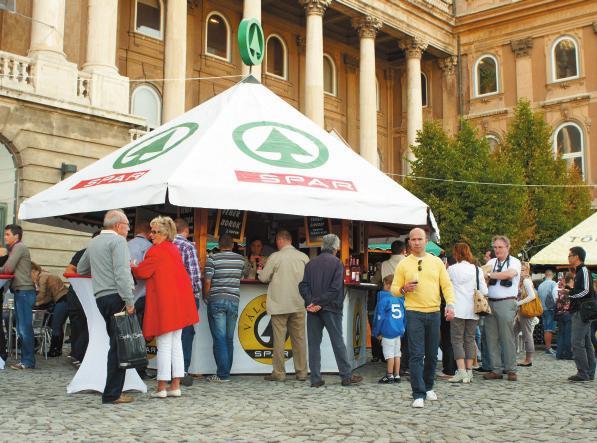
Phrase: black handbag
[
  {"left": 580, "top": 297, "right": 597, "bottom": 323},
  {"left": 111, "top": 312, "right": 148, "bottom": 369}
]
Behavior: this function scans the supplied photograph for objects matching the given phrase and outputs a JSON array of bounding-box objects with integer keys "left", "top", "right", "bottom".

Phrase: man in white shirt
[{"left": 483, "top": 235, "right": 521, "bottom": 381}]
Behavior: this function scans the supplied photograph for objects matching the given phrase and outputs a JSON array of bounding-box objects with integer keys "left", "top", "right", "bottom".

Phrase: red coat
[{"left": 132, "top": 241, "right": 199, "bottom": 338}]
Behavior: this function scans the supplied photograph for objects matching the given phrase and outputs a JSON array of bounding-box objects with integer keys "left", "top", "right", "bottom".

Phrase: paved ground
[{"left": 1, "top": 348, "right": 596, "bottom": 443}]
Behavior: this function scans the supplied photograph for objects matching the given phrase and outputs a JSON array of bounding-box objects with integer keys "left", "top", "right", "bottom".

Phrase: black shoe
[
  {"left": 399, "top": 369, "right": 409, "bottom": 377},
  {"left": 393, "top": 375, "right": 401, "bottom": 383},
  {"left": 517, "top": 362, "right": 532, "bottom": 367},
  {"left": 371, "top": 357, "right": 380, "bottom": 363},
  {"left": 568, "top": 375, "right": 590, "bottom": 382},
  {"left": 474, "top": 367, "right": 491, "bottom": 373},
  {"left": 378, "top": 375, "right": 394, "bottom": 384},
  {"left": 181, "top": 374, "right": 194, "bottom": 387}
]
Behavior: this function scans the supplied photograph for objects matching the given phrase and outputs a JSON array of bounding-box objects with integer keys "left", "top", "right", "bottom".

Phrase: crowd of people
[{"left": 1, "top": 213, "right": 596, "bottom": 408}]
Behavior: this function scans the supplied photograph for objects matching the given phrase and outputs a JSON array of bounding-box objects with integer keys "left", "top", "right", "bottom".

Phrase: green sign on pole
[{"left": 238, "top": 18, "right": 264, "bottom": 66}]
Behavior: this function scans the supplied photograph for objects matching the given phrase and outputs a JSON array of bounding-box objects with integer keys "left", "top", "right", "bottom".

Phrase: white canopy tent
[
  {"left": 19, "top": 77, "right": 437, "bottom": 233},
  {"left": 530, "top": 211, "right": 597, "bottom": 266}
]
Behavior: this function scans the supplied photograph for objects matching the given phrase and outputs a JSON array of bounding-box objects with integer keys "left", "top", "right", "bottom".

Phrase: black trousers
[
  {"left": 440, "top": 307, "right": 456, "bottom": 376},
  {"left": 0, "top": 293, "right": 6, "bottom": 362},
  {"left": 367, "top": 313, "right": 383, "bottom": 360},
  {"left": 96, "top": 293, "right": 126, "bottom": 403},
  {"left": 67, "top": 289, "right": 88, "bottom": 362}
]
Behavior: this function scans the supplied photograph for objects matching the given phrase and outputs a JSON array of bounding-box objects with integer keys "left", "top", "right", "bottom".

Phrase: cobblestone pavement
[{"left": 1, "top": 348, "right": 596, "bottom": 442}]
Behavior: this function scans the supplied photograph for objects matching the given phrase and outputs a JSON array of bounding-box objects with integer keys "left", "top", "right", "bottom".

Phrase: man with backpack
[{"left": 537, "top": 270, "right": 558, "bottom": 355}]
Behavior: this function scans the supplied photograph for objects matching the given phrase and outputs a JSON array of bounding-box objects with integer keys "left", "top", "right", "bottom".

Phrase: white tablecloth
[{"left": 66, "top": 277, "right": 146, "bottom": 394}]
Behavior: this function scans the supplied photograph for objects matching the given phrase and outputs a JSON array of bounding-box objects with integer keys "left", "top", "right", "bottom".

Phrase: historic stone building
[{"left": 0, "top": 0, "right": 596, "bottom": 271}]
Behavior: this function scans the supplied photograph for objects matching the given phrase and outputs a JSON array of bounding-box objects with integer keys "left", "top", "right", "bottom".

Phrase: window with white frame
[
  {"left": 554, "top": 122, "right": 584, "bottom": 176},
  {"left": 485, "top": 134, "right": 500, "bottom": 152},
  {"left": 323, "top": 54, "right": 336, "bottom": 96},
  {"left": 0, "top": 142, "right": 16, "bottom": 226},
  {"left": 135, "top": 0, "right": 163, "bottom": 39},
  {"left": 131, "top": 84, "right": 162, "bottom": 130},
  {"left": 421, "top": 73, "right": 428, "bottom": 107},
  {"left": 474, "top": 55, "right": 498, "bottom": 96},
  {"left": 206, "top": 12, "right": 230, "bottom": 61},
  {"left": 266, "top": 35, "right": 287, "bottom": 79},
  {"left": 552, "top": 36, "right": 579, "bottom": 81}
]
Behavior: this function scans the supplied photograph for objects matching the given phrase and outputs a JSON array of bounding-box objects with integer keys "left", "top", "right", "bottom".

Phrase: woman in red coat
[{"left": 132, "top": 216, "right": 199, "bottom": 398}]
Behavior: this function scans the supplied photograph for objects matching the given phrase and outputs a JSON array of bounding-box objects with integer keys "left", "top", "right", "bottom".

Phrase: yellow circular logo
[
  {"left": 238, "top": 294, "right": 292, "bottom": 364},
  {"left": 352, "top": 300, "right": 363, "bottom": 359}
]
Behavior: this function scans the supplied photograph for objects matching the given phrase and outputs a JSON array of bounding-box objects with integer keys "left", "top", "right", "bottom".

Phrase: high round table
[{"left": 64, "top": 273, "right": 146, "bottom": 394}]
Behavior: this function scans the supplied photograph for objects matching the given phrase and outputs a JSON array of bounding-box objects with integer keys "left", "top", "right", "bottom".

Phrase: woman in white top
[
  {"left": 514, "top": 262, "right": 537, "bottom": 366},
  {"left": 448, "top": 243, "right": 488, "bottom": 383}
]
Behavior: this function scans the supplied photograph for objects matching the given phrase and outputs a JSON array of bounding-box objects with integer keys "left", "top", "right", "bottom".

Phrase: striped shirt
[{"left": 204, "top": 251, "right": 245, "bottom": 301}]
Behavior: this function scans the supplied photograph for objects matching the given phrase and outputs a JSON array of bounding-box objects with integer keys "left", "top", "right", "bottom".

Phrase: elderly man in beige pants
[{"left": 258, "top": 230, "right": 310, "bottom": 381}]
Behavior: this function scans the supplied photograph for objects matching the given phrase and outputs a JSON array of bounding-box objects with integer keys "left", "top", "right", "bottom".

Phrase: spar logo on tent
[
  {"left": 232, "top": 121, "right": 357, "bottom": 192},
  {"left": 233, "top": 121, "right": 328, "bottom": 169},
  {"left": 114, "top": 123, "right": 199, "bottom": 169}
]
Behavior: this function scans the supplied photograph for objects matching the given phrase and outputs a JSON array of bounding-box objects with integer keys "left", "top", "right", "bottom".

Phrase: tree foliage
[{"left": 404, "top": 101, "right": 592, "bottom": 259}]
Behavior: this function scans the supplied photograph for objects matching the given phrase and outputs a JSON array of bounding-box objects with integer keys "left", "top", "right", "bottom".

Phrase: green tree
[
  {"left": 405, "top": 120, "right": 531, "bottom": 257},
  {"left": 503, "top": 100, "right": 592, "bottom": 251}
]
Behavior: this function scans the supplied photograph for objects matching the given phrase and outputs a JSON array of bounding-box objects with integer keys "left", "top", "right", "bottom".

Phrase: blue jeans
[
  {"left": 406, "top": 310, "right": 440, "bottom": 400},
  {"left": 556, "top": 312, "right": 572, "bottom": 359},
  {"left": 181, "top": 297, "right": 200, "bottom": 372},
  {"left": 207, "top": 298, "right": 239, "bottom": 379},
  {"left": 51, "top": 299, "right": 68, "bottom": 337},
  {"left": 14, "top": 290, "right": 36, "bottom": 368}
]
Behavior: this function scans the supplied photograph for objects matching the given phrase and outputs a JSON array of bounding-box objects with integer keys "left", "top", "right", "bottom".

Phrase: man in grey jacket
[
  {"left": 1, "top": 224, "right": 36, "bottom": 369},
  {"left": 77, "top": 209, "right": 135, "bottom": 404}
]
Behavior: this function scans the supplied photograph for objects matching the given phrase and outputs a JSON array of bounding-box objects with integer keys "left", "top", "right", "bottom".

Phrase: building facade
[{"left": 0, "top": 0, "right": 595, "bottom": 272}]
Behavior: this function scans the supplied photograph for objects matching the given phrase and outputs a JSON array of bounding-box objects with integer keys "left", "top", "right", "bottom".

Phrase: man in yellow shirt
[{"left": 391, "top": 228, "right": 455, "bottom": 408}]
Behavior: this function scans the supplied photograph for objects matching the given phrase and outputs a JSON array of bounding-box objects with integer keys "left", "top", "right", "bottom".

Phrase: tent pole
[
  {"left": 195, "top": 208, "right": 209, "bottom": 271},
  {"left": 341, "top": 219, "right": 349, "bottom": 265},
  {"left": 363, "top": 222, "right": 369, "bottom": 271}
]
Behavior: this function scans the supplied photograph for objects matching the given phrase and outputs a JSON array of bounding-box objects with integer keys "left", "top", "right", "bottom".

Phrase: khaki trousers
[{"left": 271, "top": 312, "right": 307, "bottom": 379}]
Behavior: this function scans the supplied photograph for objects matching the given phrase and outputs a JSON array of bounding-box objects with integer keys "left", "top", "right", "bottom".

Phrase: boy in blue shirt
[{"left": 373, "top": 275, "right": 406, "bottom": 384}]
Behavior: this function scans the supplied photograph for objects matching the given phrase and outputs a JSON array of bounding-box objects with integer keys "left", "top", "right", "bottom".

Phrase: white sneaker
[
  {"left": 207, "top": 375, "right": 230, "bottom": 383},
  {"left": 448, "top": 369, "right": 467, "bottom": 383},
  {"left": 412, "top": 398, "right": 425, "bottom": 408},
  {"left": 426, "top": 390, "right": 438, "bottom": 401},
  {"left": 0, "top": 357, "right": 5, "bottom": 370},
  {"left": 466, "top": 369, "right": 473, "bottom": 383}
]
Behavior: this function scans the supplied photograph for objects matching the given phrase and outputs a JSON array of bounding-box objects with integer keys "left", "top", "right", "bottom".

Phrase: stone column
[
  {"left": 343, "top": 54, "right": 359, "bottom": 149},
  {"left": 242, "top": 0, "right": 262, "bottom": 80},
  {"left": 439, "top": 56, "right": 458, "bottom": 135},
  {"left": 29, "top": 0, "right": 66, "bottom": 59},
  {"left": 352, "top": 16, "right": 382, "bottom": 166},
  {"left": 299, "top": 0, "right": 332, "bottom": 127},
  {"left": 82, "top": 0, "right": 130, "bottom": 113},
  {"left": 399, "top": 37, "right": 428, "bottom": 166},
  {"left": 163, "top": 0, "right": 188, "bottom": 121},
  {"left": 511, "top": 38, "right": 534, "bottom": 101},
  {"left": 28, "top": 0, "right": 79, "bottom": 101}
]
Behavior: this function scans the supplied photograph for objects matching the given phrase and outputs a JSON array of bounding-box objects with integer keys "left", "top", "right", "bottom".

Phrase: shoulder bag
[
  {"left": 473, "top": 265, "right": 491, "bottom": 316},
  {"left": 519, "top": 284, "right": 544, "bottom": 318}
]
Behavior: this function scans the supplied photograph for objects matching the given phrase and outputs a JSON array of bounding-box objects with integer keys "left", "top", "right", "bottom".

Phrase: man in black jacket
[
  {"left": 566, "top": 246, "right": 596, "bottom": 382},
  {"left": 299, "top": 234, "right": 362, "bottom": 388}
]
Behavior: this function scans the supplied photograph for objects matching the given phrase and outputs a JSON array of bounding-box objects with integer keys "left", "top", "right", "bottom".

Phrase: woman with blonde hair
[
  {"left": 132, "top": 216, "right": 199, "bottom": 398},
  {"left": 514, "top": 262, "right": 537, "bottom": 366},
  {"left": 448, "top": 242, "right": 488, "bottom": 383}
]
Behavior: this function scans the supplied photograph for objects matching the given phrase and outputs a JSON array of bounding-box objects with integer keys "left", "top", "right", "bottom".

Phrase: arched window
[
  {"left": 485, "top": 134, "right": 500, "bottom": 152},
  {"left": 135, "top": 0, "right": 163, "bottom": 39},
  {"left": 421, "top": 73, "right": 428, "bottom": 107},
  {"left": 474, "top": 55, "right": 498, "bottom": 96},
  {"left": 323, "top": 54, "right": 336, "bottom": 96},
  {"left": 131, "top": 84, "right": 162, "bottom": 129},
  {"left": 266, "top": 35, "right": 287, "bottom": 79},
  {"left": 554, "top": 122, "right": 584, "bottom": 176},
  {"left": 552, "top": 36, "right": 579, "bottom": 81},
  {"left": 206, "top": 12, "right": 230, "bottom": 61},
  {"left": 0, "top": 142, "right": 16, "bottom": 227}
]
